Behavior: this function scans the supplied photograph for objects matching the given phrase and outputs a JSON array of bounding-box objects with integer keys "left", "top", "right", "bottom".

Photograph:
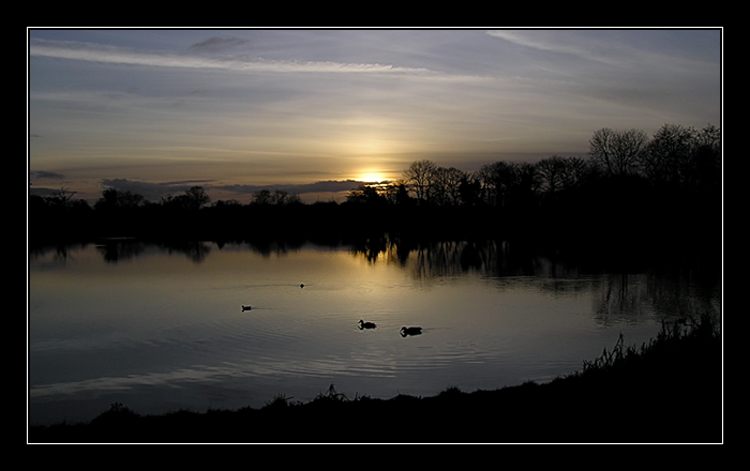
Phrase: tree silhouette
[
  {"left": 161, "top": 186, "right": 211, "bottom": 211},
  {"left": 537, "top": 155, "right": 568, "bottom": 196},
  {"left": 95, "top": 188, "right": 144, "bottom": 211},
  {"left": 589, "top": 128, "right": 649, "bottom": 177},
  {"left": 458, "top": 174, "right": 482, "bottom": 207},
  {"left": 345, "top": 185, "right": 386, "bottom": 206},
  {"left": 478, "top": 161, "right": 518, "bottom": 207},
  {"left": 403, "top": 159, "right": 438, "bottom": 205},
  {"left": 28, "top": 123, "right": 721, "bottom": 246},
  {"left": 251, "top": 189, "right": 301, "bottom": 206},
  {"left": 184, "top": 186, "right": 211, "bottom": 210},
  {"left": 43, "top": 187, "right": 78, "bottom": 209},
  {"left": 431, "top": 167, "right": 466, "bottom": 206}
]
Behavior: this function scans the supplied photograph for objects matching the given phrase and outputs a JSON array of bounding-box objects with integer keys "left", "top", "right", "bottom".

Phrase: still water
[{"left": 28, "top": 238, "right": 720, "bottom": 426}]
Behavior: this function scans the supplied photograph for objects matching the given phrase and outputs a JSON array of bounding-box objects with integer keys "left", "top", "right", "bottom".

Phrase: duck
[
  {"left": 358, "top": 319, "right": 377, "bottom": 329},
  {"left": 400, "top": 326, "right": 422, "bottom": 337},
  {"left": 241, "top": 305, "right": 252, "bottom": 311}
]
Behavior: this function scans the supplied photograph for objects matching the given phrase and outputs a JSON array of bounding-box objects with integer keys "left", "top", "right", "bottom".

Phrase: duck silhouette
[
  {"left": 241, "top": 305, "right": 252, "bottom": 311},
  {"left": 400, "top": 326, "right": 422, "bottom": 337},
  {"left": 358, "top": 319, "right": 377, "bottom": 329}
]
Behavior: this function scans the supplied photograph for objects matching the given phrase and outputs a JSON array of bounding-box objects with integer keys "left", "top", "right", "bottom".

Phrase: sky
[{"left": 27, "top": 28, "right": 722, "bottom": 204}]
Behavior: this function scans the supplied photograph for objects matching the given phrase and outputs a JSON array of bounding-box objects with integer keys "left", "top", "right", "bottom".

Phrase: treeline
[{"left": 28, "top": 124, "right": 721, "bottom": 247}]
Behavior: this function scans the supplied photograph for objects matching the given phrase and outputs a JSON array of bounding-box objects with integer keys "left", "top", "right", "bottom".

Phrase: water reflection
[
  {"left": 28, "top": 237, "right": 720, "bottom": 426},
  {"left": 29, "top": 242, "right": 89, "bottom": 267},
  {"left": 346, "top": 236, "right": 720, "bottom": 324},
  {"left": 95, "top": 239, "right": 148, "bottom": 263},
  {"left": 30, "top": 236, "right": 721, "bottom": 326},
  {"left": 350, "top": 237, "right": 589, "bottom": 280}
]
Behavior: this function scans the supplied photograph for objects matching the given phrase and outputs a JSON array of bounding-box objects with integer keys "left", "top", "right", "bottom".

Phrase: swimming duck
[
  {"left": 400, "top": 326, "right": 422, "bottom": 337},
  {"left": 358, "top": 319, "right": 377, "bottom": 329},
  {"left": 241, "top": 305, "right": 252, "bottom": 311}
]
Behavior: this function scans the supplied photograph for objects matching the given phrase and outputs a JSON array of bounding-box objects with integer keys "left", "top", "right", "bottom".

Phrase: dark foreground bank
[{"left": 29, "top": 315, "right": 721, "bottom": 444}]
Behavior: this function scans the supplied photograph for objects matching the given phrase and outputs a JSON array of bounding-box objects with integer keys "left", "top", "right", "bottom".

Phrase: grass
[{"left": 28, "top": 314, "right": 721, "bottom": 444}]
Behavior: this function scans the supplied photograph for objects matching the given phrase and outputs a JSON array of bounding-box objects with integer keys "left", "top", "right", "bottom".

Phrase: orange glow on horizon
[{"left": 357, "top": 171, "right": 389, "bottom": 184}]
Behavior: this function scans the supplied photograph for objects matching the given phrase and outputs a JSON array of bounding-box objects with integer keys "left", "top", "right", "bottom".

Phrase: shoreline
[{"left": 28, "top": 315, "right": 722, "bottom": 444}]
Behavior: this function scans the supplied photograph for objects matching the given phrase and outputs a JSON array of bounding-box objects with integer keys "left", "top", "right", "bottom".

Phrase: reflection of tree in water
[
  {"left": 350, "top": 236, "right": 477, "bottom": 276},
  {"left": 38, "top": 237, "right": 719, "bottom": 323},
  {"left": 243, "top": 239, "right": 305, "bottom": 258},
  {"left": 644, "top": 266, "right": 721, "bottom": 320},
  {"left": 92, "top": 238, "right": 307, "bottom": 263},
  {"left": 349, "top": 233, "right": 394, "bottom": 264},
  {"left": 29, "top": 242, "right": 89, "bottom": 265},
  {"left": 95, "top": 239, "right": 214, "bottom": 264},
  {"left": 96, "top": 239, "right": 147, "bottom": 263},
  {"left": 350, "top": 237, "right": 721, "bottom": 325},
  {"left": 592, "top": 274, "right": 651, "bottom": 324},
  {"left": 411, "top": 240, "right": 477, "bottom": 280},
  {"left": 592, "top": 268, "right": 721, "bottom": 325},
  {"left": 156, "top": 240, "right": 212, "bottom": 263},
  {"left": 350, "top": 237, "right": 582, "bottom": 282}
]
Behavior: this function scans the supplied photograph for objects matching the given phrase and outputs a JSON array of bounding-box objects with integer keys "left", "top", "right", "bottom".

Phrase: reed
[
  {"left": 580, "top": 313, "right": 719, "bottom": 377},
  {"left": 28, "top": 313, "right": 721, "bottom": 443}
]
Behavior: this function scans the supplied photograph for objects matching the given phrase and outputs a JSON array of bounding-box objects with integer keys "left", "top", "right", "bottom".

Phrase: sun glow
[{"left": 358, "top": 171, "right": 387, "bottom": 183}]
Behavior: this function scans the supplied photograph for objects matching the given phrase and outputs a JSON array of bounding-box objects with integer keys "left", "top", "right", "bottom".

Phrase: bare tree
[
  {"left": 403, "top": 159, "right": 438, "bottom": 205},
  {"left": 431, "top": 166, "right": 466, "bottom": 206},
  {"left": 640, "top": 124, "right": 696, "bottom": 186},
  {"left": 251, "top": 189, "right": 300, "bottom": 206},
  {"left": 162, "top": 186, "right": 211, "bottom": 211},
  {"left": 44, "top": 187, "right": 78, "bottom": 208},
  {"left": 477, "top": 161, "right": 517, "bottom": 207},
  {"left": 512, "top": 162, "right": 540, "bottom": 206},
  {"left": 381, "top": 179, "right": 412, "bottom": 206},
  {"left": 692, "top": 124, "right": 721, "bottom": 189},
  {"left": 537, "top": 155, "right": 568, "bottom": 196},
  {"left": 537, "top": 155, "right": 590, "bottom": 196},
  {"left": 458, "top": 172, "right": 482, "bottom": 206},
  {"left": 184, "top": 186, "right": 211, "bottom": 210},
  {"left": 559, "top": 156, "right": 589, "bottom": 189},
  {"left": 589, "top": 128, "right": 649, "bottom": 177},
  {"left": 346, "top": 185, "right": 385, "bottom": 205},
  {"left": 95, "top": 188, "right": 144, "bottom": 211}
]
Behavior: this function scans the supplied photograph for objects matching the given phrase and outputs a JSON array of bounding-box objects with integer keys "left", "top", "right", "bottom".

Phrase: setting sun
[{"left": 358, "top": 171, "right": 387, "bottom": 183}]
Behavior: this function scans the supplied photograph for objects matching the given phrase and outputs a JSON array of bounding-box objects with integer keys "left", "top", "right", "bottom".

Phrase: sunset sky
[{"left": 27, "top": 28, "right": 722, "bottom": 203}]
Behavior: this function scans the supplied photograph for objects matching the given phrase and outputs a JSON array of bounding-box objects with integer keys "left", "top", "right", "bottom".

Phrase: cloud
[
  {"left": 28, "top": 38, "right": 485, "bottom": 82},
  {"left": 30, "top": 38, "right": 415, "bottom": 74},
  {"left": 187, "top": 37, "right": 249, "bottom": 53},
  {"left": 99, "top": 178, "right": 367, "bottom": 202},
  {"left": 100, "top": 178, "right": 213, "bottom": 201},
  {"left": 487, "top": 30, "right": 589, "bottom": 56},
  {"left": 30, "top": 170, "right": 65, "bottom": 180},
  {"left": 485, "top": 30, "right": 625, "bottom": 67},
  {"left": 217, "top": 180, "right": 365, "bottom": 196}
]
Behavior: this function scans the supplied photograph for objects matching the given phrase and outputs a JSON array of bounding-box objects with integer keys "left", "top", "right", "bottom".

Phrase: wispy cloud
[
  {"left": 30, "top": 38, "right": 430, "bottom": 75},
  {"left": 28, "top": 30, "right": 720, "bottom": 204},
  {"left": 187, "top": 37, "right": 249, "bottom": 53},
  {"left": 29, "top": 38, "right": 491, "bottom": 83},
  {"left": 486, "top": 29, "right": 719, "bottom": 73},
  {"left": 485, "top": 30, "right": 621, "bottom": 65}
]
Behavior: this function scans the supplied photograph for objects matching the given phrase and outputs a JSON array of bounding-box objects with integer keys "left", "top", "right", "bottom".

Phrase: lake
[{"left": 28, "top": 238, "right": 721, "bottom": 426}]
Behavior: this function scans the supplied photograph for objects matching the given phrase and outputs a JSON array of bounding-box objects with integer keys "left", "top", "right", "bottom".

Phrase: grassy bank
[{"left": 28, "top": 314, "right": 721, "bottom": 444}]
